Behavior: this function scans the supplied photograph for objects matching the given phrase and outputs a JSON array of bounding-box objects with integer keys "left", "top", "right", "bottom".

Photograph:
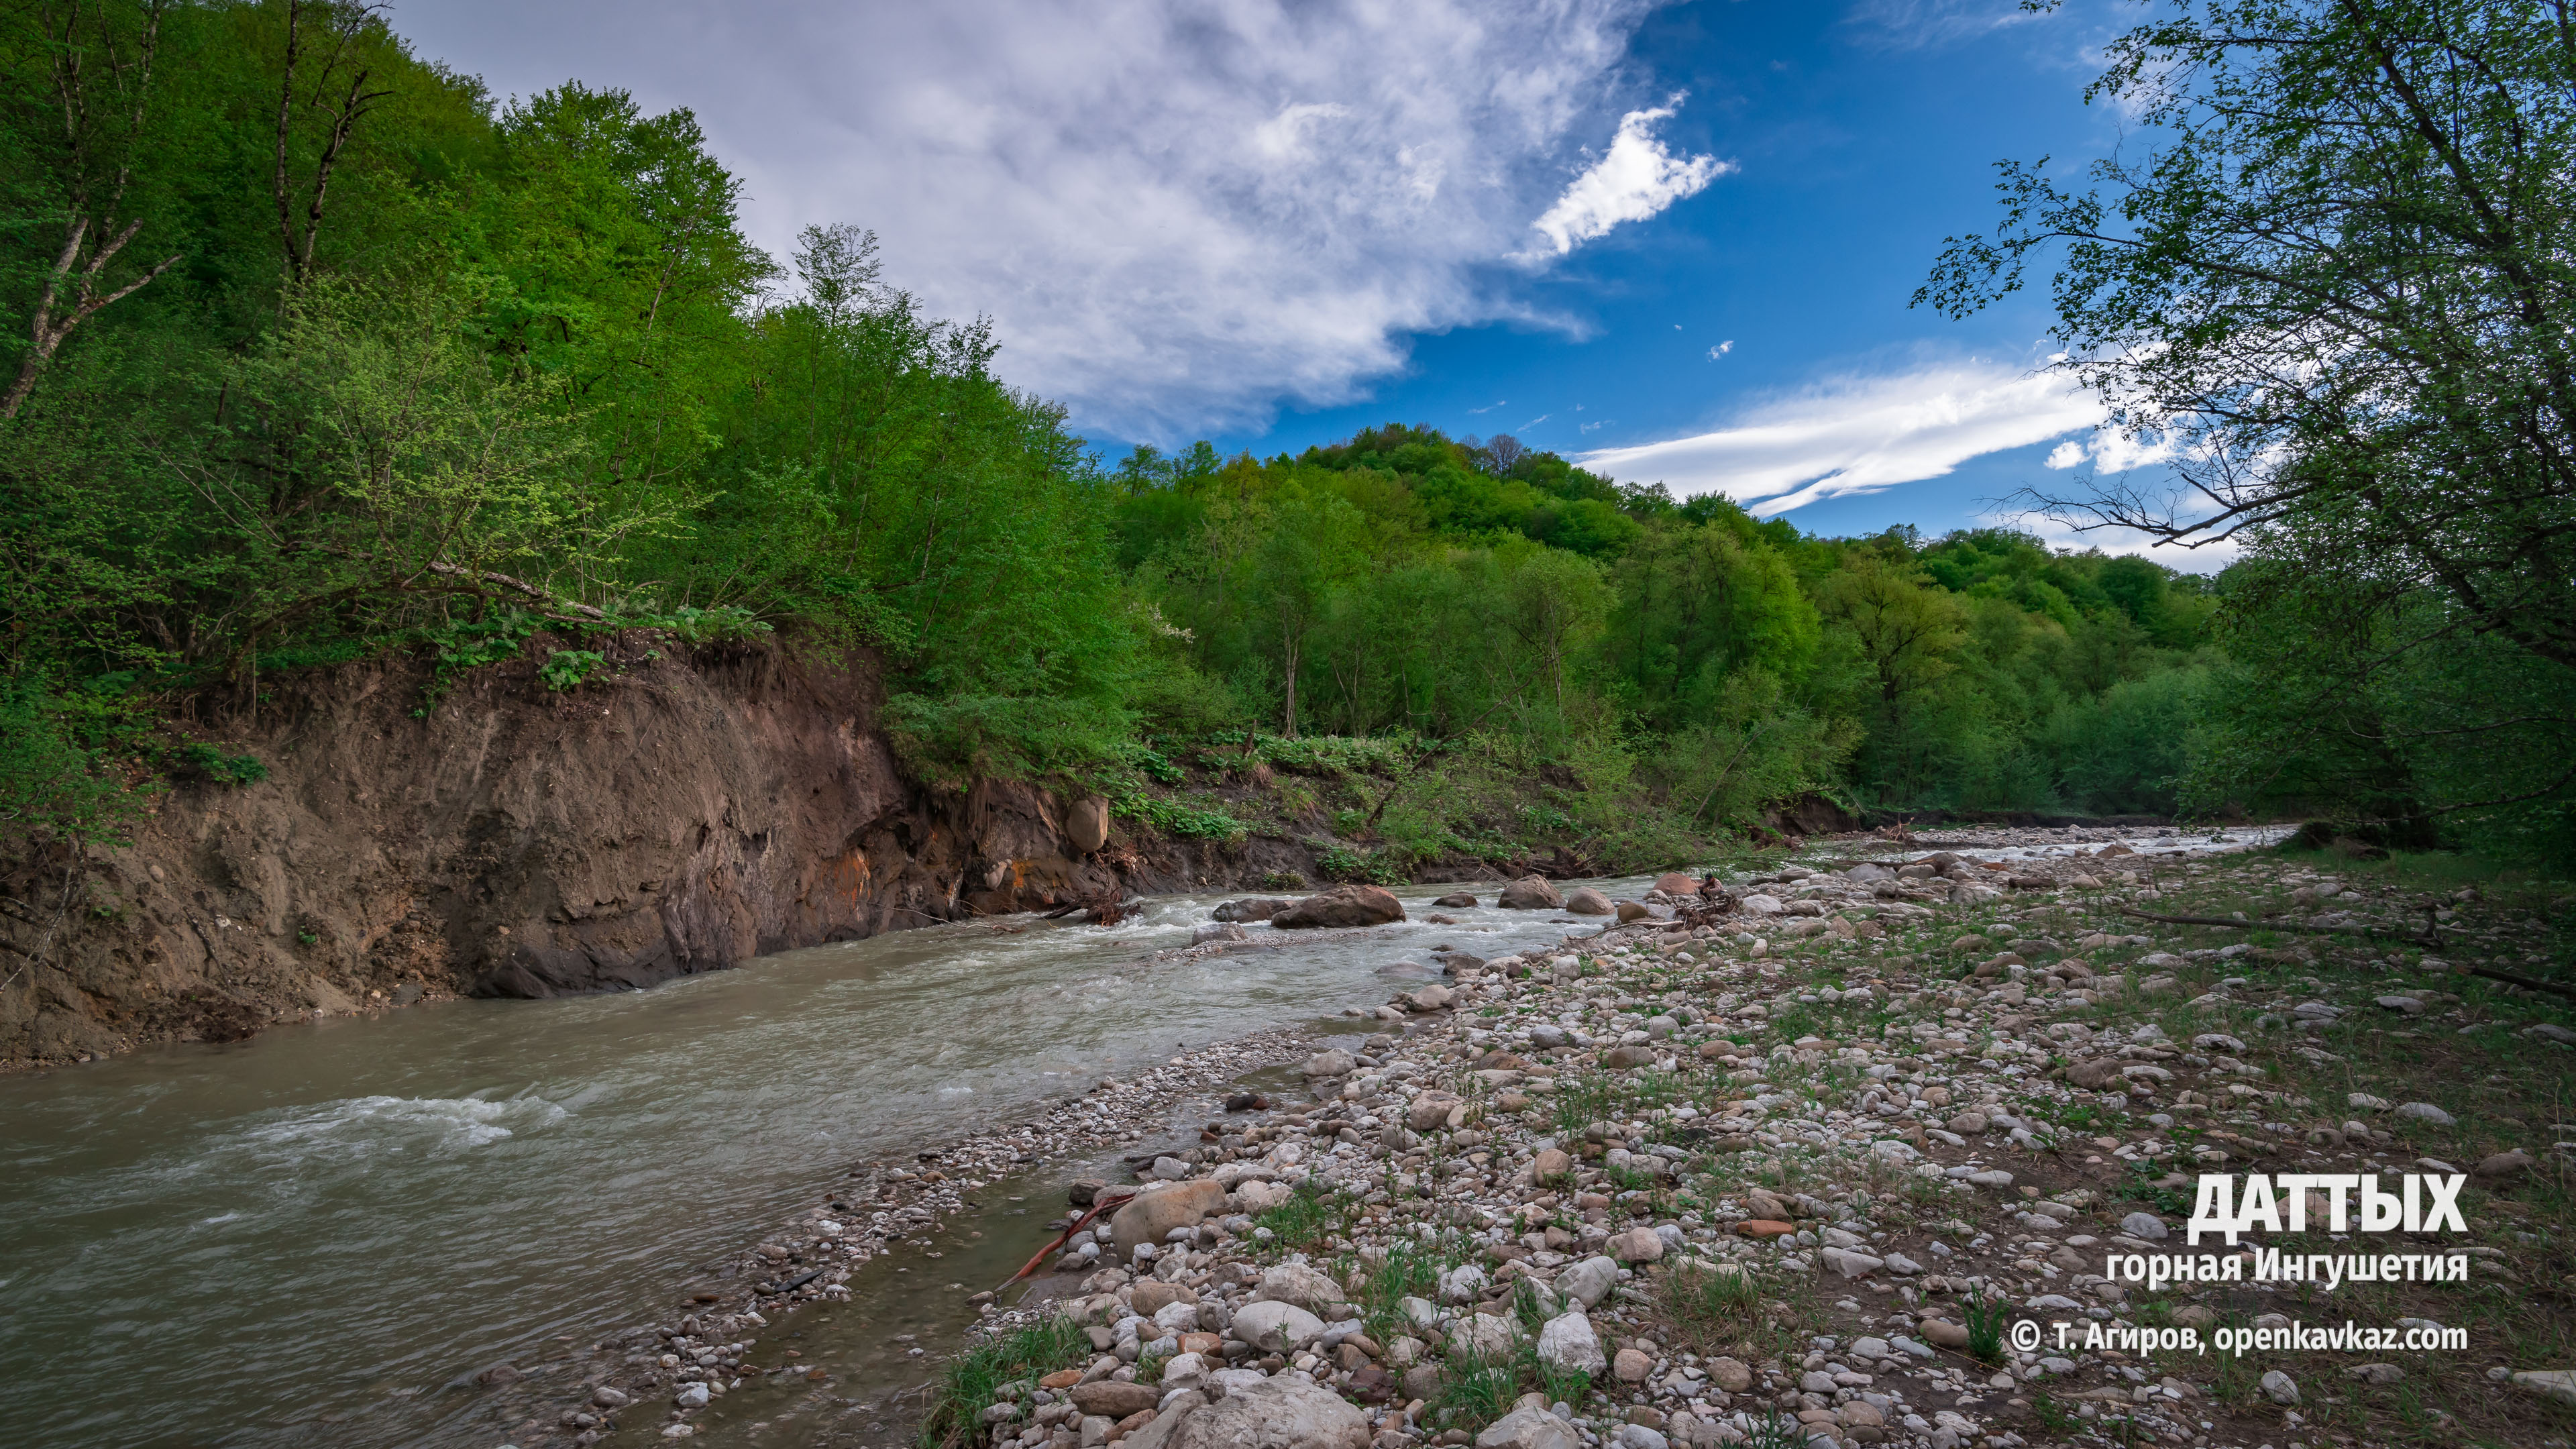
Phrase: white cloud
[
  {"left": 2042, "top": 427, "right": 2181, "bottom": 473},
  {"left": 1708, "top": 339, "right": 1733, "bottom": 360},
  {"left": 392, "top": 0, "right": 1672, "bottom": 441},
  {"left": 1574, "top": 358, "right": 2104, "bottom": 517},
  {"left": 1524, "top": 101, "right": 1731, "bottom": 257}
]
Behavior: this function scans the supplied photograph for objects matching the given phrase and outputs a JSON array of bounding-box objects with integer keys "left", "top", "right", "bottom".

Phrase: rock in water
[
  {"left": 1271, "top": 884, "right": 1406, "bottom": 929},
  {"left": 1433, "top": 892, "right": 1479, "bottom": 908},
  {"left": 1212, "top": 898, "right": 1289, "bottom": 923},
  {"left": 1563, "top": 888, "right": 1614, "bottom": 916},
  {"left": 1498, "top": 876, "right": 1563, "bottom": 910}
]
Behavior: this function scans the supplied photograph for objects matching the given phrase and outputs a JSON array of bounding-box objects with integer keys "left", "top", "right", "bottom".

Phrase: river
[
  {"left": 0, "top": 877, "right": 1663, "bottom": 1449},
  {"left": 0, "top": 825, "right": 2284, "bottom": 1448}
]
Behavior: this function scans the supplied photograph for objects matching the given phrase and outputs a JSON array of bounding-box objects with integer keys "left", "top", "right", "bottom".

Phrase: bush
[
  {"left": 538, "top": 649, "right": 604, "bottom": 691},
  {"left": 171, "top": 743, "right": 268, "bottom": 784},
  {"left": 0, "top": 683, "right": 149, "bottom": 847}
]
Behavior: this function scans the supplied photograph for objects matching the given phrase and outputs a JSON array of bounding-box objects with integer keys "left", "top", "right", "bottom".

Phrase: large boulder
[
  {"left": 1652, "top": 872, "right": 1699, "bottom": 896},
  {"left": 1498, "top": 876, "right": 1562, "bottom": 910},
  {"left": 1271, "top": 884, "right": 1405, "bottom": 929},
  {"left": 1067, "top": 796, "right": 1112, "bottom": 853},
  {"left": 1563, "top": 887, "right": 1614, "bottom": 916},
  {"left": 1213, "top": 898, "right": 1290, "bottom": 923},
  {"left": 1110, "top": 1179, "right": 1229, "bottom": 1254},
  {"left": 1163, "top": 1373, "right": 1370, "bottom": 1449}
]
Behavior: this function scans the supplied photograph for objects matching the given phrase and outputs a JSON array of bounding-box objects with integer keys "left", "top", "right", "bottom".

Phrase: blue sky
[{"left": 395, "top": 0, "right": 2198, "bottom": 561}]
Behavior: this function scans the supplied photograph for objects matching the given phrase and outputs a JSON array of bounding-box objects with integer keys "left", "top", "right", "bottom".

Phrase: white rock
[
  {"left": 2394, "top": 1102, "right": 2455, "bottom": 1126},
  {"left": 1822, "top": 1247, "right": 1885, "bottom": 1280},
  {"left": 2513, "top": 1368, "right": 2576, "bottom": 1405},
  {"left": 1556, "top": 1254, "right": 1619, "bottom": 1308},
  {"left": 2259, "top": 1369, "right": 2300, "bottom": 1405},
  {"left": 1230, "top": 1299, "right": 1326, "bottom": 1353},
  {"left": 1536, "top": 1311, "right": 1606, "bottom": 1374},
  {"left": 1438, "top": 1264, "right": 1490, "bottom": 1304},
  {"left": 1475, "top": 1406, "right": 1583, "bottom": 1449},
  {"left": 2119, "top": 1212, "right": 2169, "bottom": 1241},
  {"left": 1164, "top": 1373, "right": 1368, "bottom": 1449}
]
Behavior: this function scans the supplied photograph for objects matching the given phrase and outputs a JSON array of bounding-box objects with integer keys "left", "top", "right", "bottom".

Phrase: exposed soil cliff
[{"left": 0, "top": 637, "right": 1312, "bottom": 1067}]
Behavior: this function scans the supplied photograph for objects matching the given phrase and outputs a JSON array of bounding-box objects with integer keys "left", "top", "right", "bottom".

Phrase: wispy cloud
[
  {"left": 1708, "top": 339, "right": 1733, "bottom": 360},
  {"left": 1574, "top": 358, "right": 2104, "bottom": 516},
  {"left": 1843, "top": 0, "right": 2045, "bottom": 51},
  {"left": 1525, "top": 99, "right": 1732, "bottom": 258}
]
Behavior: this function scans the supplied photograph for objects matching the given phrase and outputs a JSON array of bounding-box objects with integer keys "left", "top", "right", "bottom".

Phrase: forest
[{"left": 3, "top": 0, "right": 2571, "bottom": 869}]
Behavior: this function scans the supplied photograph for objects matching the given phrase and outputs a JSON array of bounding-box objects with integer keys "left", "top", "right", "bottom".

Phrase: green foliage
[
  {"left": 1246, "top": 1182, "right": 1355, "bottom": 1259},
  {"left": 537, "top": 649, "right": 604, "bottom": 692},
  {"left": 170, "top": 742, "right": 266, "bottom": 785},
  {"left": 1960, "top": 1289, "right": 2009, "bottom": 1364},
  {"left": 0, "top": 0, "right": 2415, "bottom": 859},
  {"left": 1116, "top": 792, "right": 1246, "bottom": 845},
  {"left": 916, "top": 1316, "right": 1090, "bottom": 1449},
  {"left": 0, "top": 682, "right": 150, "bottom": 847}
]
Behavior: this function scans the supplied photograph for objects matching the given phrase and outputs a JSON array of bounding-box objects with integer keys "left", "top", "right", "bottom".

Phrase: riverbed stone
[
  {"left": 1476, "top": 1404, "right": 1582, "bottom": 1449},
  {"left": 1163, "top": 1372, "right": 1368, "bottom": 1449},
  {"left": 1230, "top": 1299, "right": 1327, "bottom": 1353},
  {"left": 1499, "top": 877, "right": 1563, "bottom": 910},
  {"left": 1253, "top": 1262, "right": 1344, "bottom": 1313},
  {"left": 1556, "top": 1254, "right": 1619, "bottom": 1307},
  {"left": 1071, "top": 1381, "right": 1161, "bottom": 1418},
  {"left": 1111, "top": 1181, "right": 1229, "bottom": 1254},
  {"left": 1536, "top": 1311, "right": 1606, "bottom": 1374},
  {"left": 1564, "top": 888, "right": 1615, "bottom": 916},
  {"left": 1271, "top": 884, "right": 1405, "bottom": 929}
]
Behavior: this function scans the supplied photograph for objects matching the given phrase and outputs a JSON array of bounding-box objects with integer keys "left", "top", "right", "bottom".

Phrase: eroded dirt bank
[{"left": 0, "top": 638, "right": 1301, "bottom": 1067}]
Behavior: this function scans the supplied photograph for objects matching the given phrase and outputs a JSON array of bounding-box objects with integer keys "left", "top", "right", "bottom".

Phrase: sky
[{"left": 392, "top": 0, "right": 2211, "bottom": 564}]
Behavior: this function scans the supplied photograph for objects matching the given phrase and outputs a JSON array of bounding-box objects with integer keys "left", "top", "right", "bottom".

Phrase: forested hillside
[{"left": 5, "top": 0, "right": 2571, "bottom": 871}]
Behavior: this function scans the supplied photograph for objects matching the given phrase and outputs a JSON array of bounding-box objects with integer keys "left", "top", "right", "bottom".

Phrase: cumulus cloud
[
  {"left": 2043, "top": 427, "right": 2181, "bottom": 474},
  {"left": 1574, "top": 358, "right": 2104, "bottom": 517},
  {"left": 393, "top": 0, "right": 1680, "bottom": 440},
  {"left": 1523, "top": 101, "right": 1730, "bottom": 257}
]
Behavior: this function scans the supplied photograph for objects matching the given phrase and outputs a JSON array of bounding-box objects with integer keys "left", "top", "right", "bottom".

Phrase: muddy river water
[{"left": 0, "top": 827, "right": 2278, "bottom": 1448}]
